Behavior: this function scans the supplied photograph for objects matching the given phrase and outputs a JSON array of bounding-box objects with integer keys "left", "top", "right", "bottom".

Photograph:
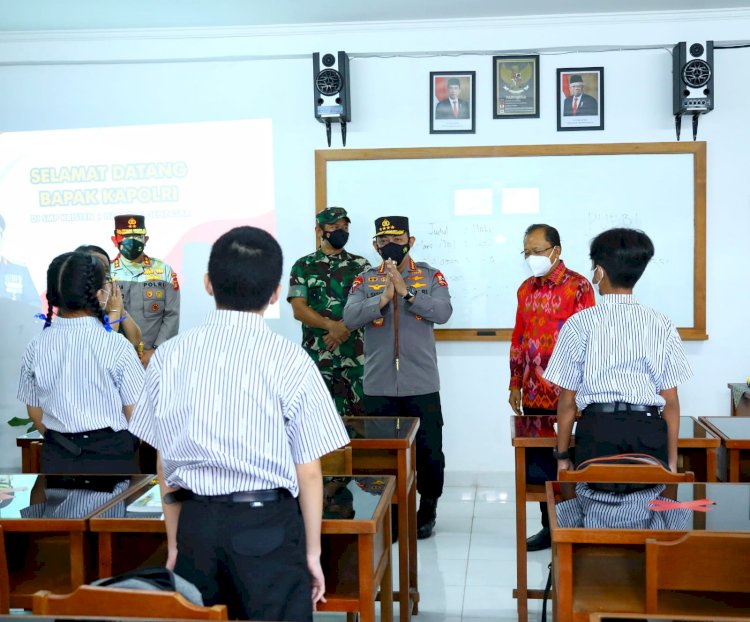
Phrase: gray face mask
[{"left": 591, "top": 266, "right": 603, "bottom": 294}]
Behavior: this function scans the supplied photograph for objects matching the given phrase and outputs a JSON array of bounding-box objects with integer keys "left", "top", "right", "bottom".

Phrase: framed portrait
[
  {"left": 430, "top": 71, "right": 476, "bottom": 134},
  {"left": 556, "top": 67, "right": 604, "bottom": 131},
  {"left": 493, "top": 55, "right": 539, "bottom": 119}
]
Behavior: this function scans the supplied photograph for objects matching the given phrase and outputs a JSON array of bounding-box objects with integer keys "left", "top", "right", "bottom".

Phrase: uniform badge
[
  {"left": 155, "top": 269, "right": 164, "bottom": 274},
  {"left": 370, "top": 284, "right": 385, "bottom": 291},
  {"left": 415, "top": 314, "right": 423, "bottom": 321},
  {"left": 367, "top": 276, "right": 380, "bottom": 282},
  {"left": 172, "top": 272, "right": 180, "bottom": 291},
  {"left": 435, "top": 271, "right": 448, "bottom": 287},
  {"left": 145, "top": 290, "right": 154, "bottom": 299},
  {"left": 151, "top": 303, "right": 160, "bottom": 312},
  {"left": 350, "top": 276, "right": 363, "bottom": 293},
  {"left": 372, "top": 318, "right": 384, "bottom": 327},
  {"left": 156, "top": 291, "right": 164, "bottom": 299},
  {"left": 143, "top": 269, "right": 153, "bottom": 275}
]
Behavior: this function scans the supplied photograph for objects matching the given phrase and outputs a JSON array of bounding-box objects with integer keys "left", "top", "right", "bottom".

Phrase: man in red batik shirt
[{"left": 509, "top": 224, "right": 595, "bottom": 551}]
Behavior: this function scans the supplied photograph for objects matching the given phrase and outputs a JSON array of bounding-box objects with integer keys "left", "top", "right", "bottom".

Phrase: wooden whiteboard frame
[{"left": 315, "top": 142, "right": 707, "bottom": 341}]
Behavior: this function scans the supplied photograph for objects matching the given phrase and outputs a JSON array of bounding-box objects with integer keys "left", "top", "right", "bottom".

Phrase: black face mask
[
  {"left": 379, "top": 242, "right": 410, "bottom": 264},
  {"left": 324, "top": 229, "right": 349, "bottom": 250},
  {"left": 119, "top": 237, "right": 145, "bottom": 260}
]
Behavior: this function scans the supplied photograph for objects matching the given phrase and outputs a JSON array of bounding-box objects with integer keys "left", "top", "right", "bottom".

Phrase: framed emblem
[{"left": 493, "top": 55, "right": 540, "bottom": 119}]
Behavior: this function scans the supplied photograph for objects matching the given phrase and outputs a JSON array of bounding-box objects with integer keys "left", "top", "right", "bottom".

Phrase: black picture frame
[
  {"left": 492, "top": 55, "right": 540, "bottom": 119},
  {"left": 430, "top": 71, "right": 476, "bottom": 134},
  {"left": 556, "top": 67, "right": 604, "bottom": 131}
]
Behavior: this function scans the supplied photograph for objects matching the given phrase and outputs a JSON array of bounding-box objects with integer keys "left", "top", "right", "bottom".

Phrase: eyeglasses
[{"left": 521, "top": 246, "right": 553, "bottom": 259}]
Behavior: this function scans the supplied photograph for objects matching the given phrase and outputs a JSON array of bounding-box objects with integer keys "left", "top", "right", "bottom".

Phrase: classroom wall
[{"left": 1, "top": 9, "right": 749, "bottom": 478}]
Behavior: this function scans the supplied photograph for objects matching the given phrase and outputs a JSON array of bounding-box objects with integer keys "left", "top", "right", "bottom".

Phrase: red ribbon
[{"left": 648, "top": 498, "right": 715, "bottom": 512}]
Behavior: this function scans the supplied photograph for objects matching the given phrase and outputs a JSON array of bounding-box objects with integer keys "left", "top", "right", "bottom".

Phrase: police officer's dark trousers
[{"left": 363, "top": 392, "right": 445, "bottom": 499}]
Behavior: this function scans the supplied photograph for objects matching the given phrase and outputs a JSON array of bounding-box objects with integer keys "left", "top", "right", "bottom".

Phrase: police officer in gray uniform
[
  {"left": 110, "top": 215, "right": 180, "bottom": 367},
  {"left": 344, "top": 216, "right": 452, "bottom": 539}
]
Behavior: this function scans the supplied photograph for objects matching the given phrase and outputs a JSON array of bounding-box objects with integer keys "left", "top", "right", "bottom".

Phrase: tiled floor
[{"left": 316, "top": 474, "right": 552, "bottom": 622}]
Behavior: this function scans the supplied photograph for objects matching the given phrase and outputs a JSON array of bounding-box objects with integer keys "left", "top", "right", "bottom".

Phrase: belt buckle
[{"left": 250, "top": 501, "right": 265, "bottom": 508}]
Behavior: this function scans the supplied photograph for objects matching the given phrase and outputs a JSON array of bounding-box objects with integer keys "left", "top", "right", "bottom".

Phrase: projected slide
[{"left": 0, "top": 119, "right": 277, "bottom": 329}]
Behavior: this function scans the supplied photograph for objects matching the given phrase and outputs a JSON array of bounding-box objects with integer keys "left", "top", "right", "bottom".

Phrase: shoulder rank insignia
[
  {"left": 435, "top": 271, "right": 448, "bottom": 287},
  {"left": 372, "top": 317, "right": 385, "bottom": 327},
  {"left": 172, "top": 272, "right": 180, "bottom": 291},
  {"left": 350, "top": 276, "right": 364, "bottom": 293}
]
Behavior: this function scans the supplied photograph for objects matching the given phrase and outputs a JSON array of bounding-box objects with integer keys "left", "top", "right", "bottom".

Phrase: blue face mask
[{"left": 119, "top": 237, "right": 145, "bottom": 260}]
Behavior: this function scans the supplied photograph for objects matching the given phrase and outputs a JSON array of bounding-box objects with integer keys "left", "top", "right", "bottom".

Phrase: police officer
[
  {"left": 0, "top": 213, "right": 39, "bottom": 307},
  {"left": 288, "top": 207, "right": 371, "bottom": 416},
  {"left": 110, "top": 215, "right": 180, "bottom": 367},
  {"left": 344, "top": 216, "right": 452, "bottom": 539}
]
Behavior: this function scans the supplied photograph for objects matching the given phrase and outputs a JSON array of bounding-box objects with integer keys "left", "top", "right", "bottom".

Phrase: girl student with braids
[
  {"left": 76, "top": 244, "right": 143, "bottom": 354},
  {"left": 17, "top": 251, "right": 144, "bottom": 474}
]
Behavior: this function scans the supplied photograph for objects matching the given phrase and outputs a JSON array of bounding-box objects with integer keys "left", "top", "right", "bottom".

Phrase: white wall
[{"left": 1, "top": 9, "right": 749, "bottom": 478}]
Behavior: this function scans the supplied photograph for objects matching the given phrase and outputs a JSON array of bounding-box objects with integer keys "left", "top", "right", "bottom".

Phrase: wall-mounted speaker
[
  {"left": 673, "top": 41, "right": 714, "bottom": 115},
  {"left": 313, "top": 51, "right": 351, "bottom": 124}
]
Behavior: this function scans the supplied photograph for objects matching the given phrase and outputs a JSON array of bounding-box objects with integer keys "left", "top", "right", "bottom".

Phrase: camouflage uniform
[{"left": 288, "top": 248, "right": 371, "bottom": 416}]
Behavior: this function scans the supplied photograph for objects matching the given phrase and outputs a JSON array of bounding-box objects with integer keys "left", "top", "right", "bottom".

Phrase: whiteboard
[{"left": 317, "top": 143, "right": 706, "bottom": 340}]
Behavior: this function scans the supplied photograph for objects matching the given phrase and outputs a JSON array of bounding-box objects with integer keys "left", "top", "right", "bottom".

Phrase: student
[
  {"left": 544, "top": 228, "right": 692, "bottom": 474},
  {"left": 129, "top": 226, "right": 351, "bottom": 622},
  {"left": 76, "top": 244, "right": 143, "bottom": 352},
  {"left": 17, "top": 251, "right": 144, "bottom": 474}
]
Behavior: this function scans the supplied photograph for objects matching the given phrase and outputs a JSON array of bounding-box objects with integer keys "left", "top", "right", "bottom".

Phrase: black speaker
[
  {"left": 673, "top": 41, "right": 714, "bottom": 115},
  {"left": 313, "top": 51, "right": 351, "bottom": 123}
]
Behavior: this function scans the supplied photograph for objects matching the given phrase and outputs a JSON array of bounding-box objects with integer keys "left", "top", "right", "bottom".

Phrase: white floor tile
[
  {"left": 436, "top": 499, "right": 475, "bottom": 519},
  {"left": 418, "top": 532, "right": 471, "bottom": 560},
  {"left": 417, "top": 584, "right": 466, "bottom": 616},
  {"left": 468, "top": 533, "right": 517, "bottom": 561},
  {"left": 438, "top": 486, "right": 477, "bottom": 503},
  {"left": 461, "top": 585, "right": 518, "bottom": 618}
]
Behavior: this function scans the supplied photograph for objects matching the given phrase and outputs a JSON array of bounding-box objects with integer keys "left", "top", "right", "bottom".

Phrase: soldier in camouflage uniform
[{"left": 288, "top": 207, "right": 371, "bottom": 416}]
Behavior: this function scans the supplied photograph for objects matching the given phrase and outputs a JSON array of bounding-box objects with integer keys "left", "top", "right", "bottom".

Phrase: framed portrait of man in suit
[
  {"left": 557, "top": 67, "right": 604, "bottom": 131},
  {"left": 430, "top": 71, "right": 476, "bottom": 134},
  {"left": 493, "top": 55, "right": 540, "bottom": 119}
]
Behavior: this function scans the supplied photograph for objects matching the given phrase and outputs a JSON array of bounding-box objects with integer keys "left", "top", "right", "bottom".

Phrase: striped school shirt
[
  {"left": 543, "top": 294, "right": 692, "bottom": 410},
  {"left": 555, "top": 482, "right": 690, "bottom": 530},
  {"left": 17, "top": 316, "right": 144, "bottom": 433},
  {"left": 129, "top": 310, "right": 351, "bottom": 497}
]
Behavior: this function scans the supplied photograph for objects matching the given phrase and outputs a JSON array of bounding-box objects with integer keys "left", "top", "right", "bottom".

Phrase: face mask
[
  {"left": 98, "top": 289, "right": 110, "bottom": 309},
  {"left": 379, "top": 242, "right": 410, "bottom": 264},
  {"left": 119, "top": 237, "right": 145, "bottom": 260},
  {"left": 591, "top": 266, "right": 603, "bottom": 294},
  {"left": 325, "top": 229, "right": 349, "bottom": 250},
  {"left": 526, "top": 249, "right": 555, "bottom": 277}
]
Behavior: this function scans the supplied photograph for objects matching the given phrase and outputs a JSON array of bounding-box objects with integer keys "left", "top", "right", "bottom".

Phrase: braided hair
[{"left": 45, "top": 251, "right": 108, "bottom": 328}]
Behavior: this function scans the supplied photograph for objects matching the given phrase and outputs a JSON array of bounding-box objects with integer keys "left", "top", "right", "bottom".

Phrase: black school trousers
[
  {"left": 42, "top": 428, "right": 140, "bottom": 474},
  {"left": 174, "top": 495, "right": 311, "bottom": 621},
  {"left": 363, "top": 392, "right": 445, "bottom": 500}
]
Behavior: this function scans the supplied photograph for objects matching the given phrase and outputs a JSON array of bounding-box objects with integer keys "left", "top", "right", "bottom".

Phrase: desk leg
[
  {"left": 514, "top": 447, "right": 528, "bottom": 622},
  {"left": 408, "top": 444, "right": 418, "bottom": 615},
  {"left": 358, "top": 535, "right": 375, "bottom": 622},
  {"left": 69, "top": 532, "right": 86, "bottom": 588},
  {"left": 98, "top": 533, "right": 113, "bottom": 578},
  {"left": 381, "top": 507, "right": 394, "bottom": 622},
  {"left": 729, "top": 449, "right": 740, "bottom": 482},
  {"left": 556, "top": 543, "right": 573, "bottom": 622},
  {"left": 706, "top": 448, "right": 718, "bottom": 483},
  {"left": 397, "top": 449, "right": 411, "bottom": 622}
]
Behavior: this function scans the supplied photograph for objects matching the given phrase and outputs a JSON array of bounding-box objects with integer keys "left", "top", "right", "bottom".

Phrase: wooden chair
[
  {"left": 645, "top": 532, "right": 750, "bottom": 613},
  {"left": 320, "top": 446, "right": 353, "bottom": 475},
  {"left": 559, "top": 463, "right": 694, "bottom": 483},
  {"left": 0, "top": 526, "right": 9, "bottom": 614},
  {"left": 32, "top": 585, "right": 228, "bottom": 619}
]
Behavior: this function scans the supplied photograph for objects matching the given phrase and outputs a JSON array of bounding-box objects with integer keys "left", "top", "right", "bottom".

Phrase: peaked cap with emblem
[
  {"left": 375, "top": 216, "right": 409, "bottom": 237},
  {"left": 114, "top": 214, "right": 147, "bottom": 235},
  {"left": 316, "top": 206, "right": 351, "bottom": 226}
]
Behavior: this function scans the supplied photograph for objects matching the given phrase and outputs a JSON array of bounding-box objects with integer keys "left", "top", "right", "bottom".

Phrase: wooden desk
[
  {"left": 343, "top": 416, "right": 419, "bottom": 622},
  {"left": 15, "top": 431, "right": 43, "bottom": 473},
  {"left": 90, "top": 475, "right": 395, "bottom": 622},
  {"left": 511, "top": 415, "right": 720, "bottom": 622},
  {"left": 728, "top": 382, "right": 750, "bottom": 417},
  {"left": 700, "top": 416, "right": 750, "bottom": 482},
  {"left": 548, "top": 481, "right": 750, "bottom": 622},
  {"left": 0, "top": 473, "right": 147, "bottom": 609}
]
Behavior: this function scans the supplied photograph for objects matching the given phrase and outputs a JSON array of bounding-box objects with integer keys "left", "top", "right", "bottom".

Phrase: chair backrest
[
  {"left": 320, "top": 446, "right": 353, "bottom": 475},
  {"left": 559, "top": 463, "right": 694, "bottom": 483},
  {"left": 645, "top": 532, "right": 750, "bottom": 612},
  {"left": 32, "top": 586, "right": 228, "bottom": 619},
  {"left": 0, "top": 525, "right": 9, "bottom": 614}
]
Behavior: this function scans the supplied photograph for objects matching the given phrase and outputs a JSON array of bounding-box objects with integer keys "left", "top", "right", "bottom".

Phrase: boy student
[
  {"left": 543, "top": 228, "right": 692, "bottom": 475},
  {"left": 129, "top": 227, "right": 350, "bottom": 621}
]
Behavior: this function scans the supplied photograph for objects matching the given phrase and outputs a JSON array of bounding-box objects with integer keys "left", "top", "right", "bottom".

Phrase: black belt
[
  {"left": 583, "top": 402, "right": 660, "bottom": 416},
  {"left": 165, "top": 488, "right": 292, "bottom": 505},
  {"left": 45, "top": 428, "right": 117, "bottom": 456}
]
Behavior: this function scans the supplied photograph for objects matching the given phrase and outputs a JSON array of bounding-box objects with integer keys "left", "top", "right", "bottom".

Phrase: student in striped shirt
[
  {"left": 129, "top": 226, "right": 350, "bottom": 621},
  {"left": 17, "top": 251, "right": 144, "bottom": 474},
  {"left": 544, "top": 228, "right": 692, "bottom": 475}
]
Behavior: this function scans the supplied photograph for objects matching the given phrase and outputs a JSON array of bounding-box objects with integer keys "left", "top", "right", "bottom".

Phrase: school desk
[{"left": 700, "top": 416, "right": 750, "bottom": 481}]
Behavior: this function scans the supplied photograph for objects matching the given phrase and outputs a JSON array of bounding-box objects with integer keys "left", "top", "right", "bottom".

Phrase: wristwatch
[
  {"left": 403, "top": 286, "right": 418, "bottom": 302},
  {"left": 552, "top": 448, "right": 570, "bottom": 460}
]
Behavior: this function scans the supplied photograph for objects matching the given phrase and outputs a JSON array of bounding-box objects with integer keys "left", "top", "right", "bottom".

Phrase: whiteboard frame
[{"left": 315, "top": 142, "right": 707, "bottom": 341}]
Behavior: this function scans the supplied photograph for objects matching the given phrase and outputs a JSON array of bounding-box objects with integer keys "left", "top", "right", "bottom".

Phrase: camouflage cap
[{"left": 316, "top": 207, "right": 350, "bottom": 226}]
